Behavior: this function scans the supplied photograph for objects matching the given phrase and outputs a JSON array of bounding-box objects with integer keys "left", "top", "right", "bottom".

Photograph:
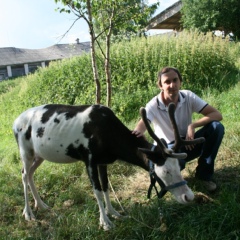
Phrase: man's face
[{"left": 159, "top": 70, "right": 182, "bottom": 98}]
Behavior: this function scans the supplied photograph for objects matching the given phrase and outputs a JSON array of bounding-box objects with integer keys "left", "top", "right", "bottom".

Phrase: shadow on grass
[{"left": 184, "top": 164, "right": 240, "bottom": 194}]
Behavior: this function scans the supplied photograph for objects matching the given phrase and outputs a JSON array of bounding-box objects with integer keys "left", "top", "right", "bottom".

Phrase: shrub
[{"left": 1, "top": 30, "right": 238, "bottom": 123}]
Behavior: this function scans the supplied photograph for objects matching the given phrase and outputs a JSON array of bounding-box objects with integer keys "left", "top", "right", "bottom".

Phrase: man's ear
[
  {"left": 157, "top": 82, "right": 162, "bottom": 90},
  {"left": 138, "top": 148, "right": 166, "bottom": 166}
]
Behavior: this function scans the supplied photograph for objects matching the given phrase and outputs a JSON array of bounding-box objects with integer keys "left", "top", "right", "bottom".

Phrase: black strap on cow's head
[
  {"left": 148, "top": 160, "right": 168, "bottom": 199},
  {"left": 147, "top": 150, "right": 187, "bottom": 199}
]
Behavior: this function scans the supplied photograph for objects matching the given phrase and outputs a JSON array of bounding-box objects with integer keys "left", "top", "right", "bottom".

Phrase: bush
[
  {"left": 1, "top": 30, "right": 238, "bottom": 123},
  {"left": 110, "top": 30, "right": 238, "bottom": 97}
]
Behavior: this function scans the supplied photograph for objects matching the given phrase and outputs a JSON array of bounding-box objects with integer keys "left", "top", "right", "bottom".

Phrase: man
[{"left": 133, "top": 67, "right": 224, "bottom": 191}]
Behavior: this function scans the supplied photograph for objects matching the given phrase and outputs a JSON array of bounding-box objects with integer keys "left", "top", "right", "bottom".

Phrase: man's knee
[{"left": 211, "top": 121, "right": 225, "bottom": 137}]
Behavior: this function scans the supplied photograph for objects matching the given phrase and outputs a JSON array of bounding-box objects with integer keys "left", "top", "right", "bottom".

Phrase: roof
[
  {"left": 0, "top": 42, "right": 90, "bottom": 67},
  {"left": 146, "top": 1, "right": 182, "bottom": 30}
]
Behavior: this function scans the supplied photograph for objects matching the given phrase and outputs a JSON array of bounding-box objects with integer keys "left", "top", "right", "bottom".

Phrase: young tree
[
  {"left": 181, "top": 0, "right": 240, "bottom": 39},
  {"left": 92, "top": 0, "right": 158, "bottom": 106},
  {"left": 56, "top": 0, "right": 101, "bottom": 104},
  {"left": 55, "top": 0, "right": 159, "bottom": 106}
]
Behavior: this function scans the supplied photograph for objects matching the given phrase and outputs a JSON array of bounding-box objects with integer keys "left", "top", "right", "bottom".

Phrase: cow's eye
[{"left": 165, "top": 170, "right": 171, "bottom": 175}]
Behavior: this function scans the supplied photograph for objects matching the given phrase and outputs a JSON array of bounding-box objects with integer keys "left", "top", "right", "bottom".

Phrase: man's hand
[
  {"left": 132, "top": 129, "right": 144, "bottom": 137},
  {"left": 132, "top": 119, "right": 147, "bottom": 138},
  {"left": 185, "top": 124, "right": 195, "bottom": 150}
]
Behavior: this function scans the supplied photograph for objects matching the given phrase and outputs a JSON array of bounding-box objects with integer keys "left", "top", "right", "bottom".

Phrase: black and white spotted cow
[{"left": 13, "top": 103, "right": 204, "bottom": 230}]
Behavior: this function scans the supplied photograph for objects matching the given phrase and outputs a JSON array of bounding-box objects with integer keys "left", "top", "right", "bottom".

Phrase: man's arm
[{"left": 186, "top": 105, "right": 223, "bottom": 140}]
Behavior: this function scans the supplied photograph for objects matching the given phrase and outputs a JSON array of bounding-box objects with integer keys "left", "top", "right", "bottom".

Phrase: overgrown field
[{"left": 0, "top": 31, "right": 239, "bottom": 239}]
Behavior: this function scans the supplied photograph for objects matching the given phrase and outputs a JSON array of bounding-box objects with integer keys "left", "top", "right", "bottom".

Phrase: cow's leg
[
  {"left": 20, "top": 148, "right": 36, "bottom": 221},
  {"left": 86, "top": 163, "right": 114, "bottom": 230},
  {"left": 28, "top": 157, "right": 50, "bottom": 210},
  {"left": 98, "top": 165, "right": 122, "bottom": 219}
]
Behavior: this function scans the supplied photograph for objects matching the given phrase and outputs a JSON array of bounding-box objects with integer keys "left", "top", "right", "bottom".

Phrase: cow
[{"left": 13, "top": 103, "right": 204, "bottom": 230}]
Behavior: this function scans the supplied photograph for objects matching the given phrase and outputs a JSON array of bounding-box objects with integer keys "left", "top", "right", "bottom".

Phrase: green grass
[
  {"left": 0, "top": 32, "right": 240, "bottom": 239},
  {"left": 1, "top": 83, "right": 240, "bottom": 239}
]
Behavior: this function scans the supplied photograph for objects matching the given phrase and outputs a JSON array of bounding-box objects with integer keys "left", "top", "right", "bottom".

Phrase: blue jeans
[{"left": 169, "top": 121, "right": 225, "bottom": 181}]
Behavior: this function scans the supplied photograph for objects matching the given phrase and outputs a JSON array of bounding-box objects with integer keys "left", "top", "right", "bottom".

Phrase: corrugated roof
[{"left": 0, "top": 42, "right": 90, "bottom": 67}]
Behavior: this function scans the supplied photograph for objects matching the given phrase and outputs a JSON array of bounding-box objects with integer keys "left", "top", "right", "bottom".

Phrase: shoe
[{"left": 201, "top": 181, "right": 217, "bottom": 192}]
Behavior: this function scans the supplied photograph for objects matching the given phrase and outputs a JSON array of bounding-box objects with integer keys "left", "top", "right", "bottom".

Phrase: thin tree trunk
[
  {"left": 87, "top": 0, "right": 101, "bottom": 104},
  {"left": 105, "top": 10, "right": 114, "bottom": 107},
  {"left": 105, "top": 35, "right": 111, "bottom": 107}
]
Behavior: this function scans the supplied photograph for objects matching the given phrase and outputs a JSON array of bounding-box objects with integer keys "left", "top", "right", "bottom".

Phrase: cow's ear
[{"left": 138, "top": 148, "right": 166, "bottom": 166}]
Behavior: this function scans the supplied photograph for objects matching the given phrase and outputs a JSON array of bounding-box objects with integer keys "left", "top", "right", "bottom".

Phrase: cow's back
[{"left": 13, "top": 104, "right": 94, "bottom": 163}]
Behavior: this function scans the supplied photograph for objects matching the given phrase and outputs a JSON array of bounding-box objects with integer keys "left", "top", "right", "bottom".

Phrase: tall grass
[
  {"left": 110, "top": 31, "right": 237, "bottom": 92},
  {"left": 0, "top": 31, "right": 239, "bottom": 239},
  {"left": 9, "top": 31, "right": 239, "bottom": 123}
]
